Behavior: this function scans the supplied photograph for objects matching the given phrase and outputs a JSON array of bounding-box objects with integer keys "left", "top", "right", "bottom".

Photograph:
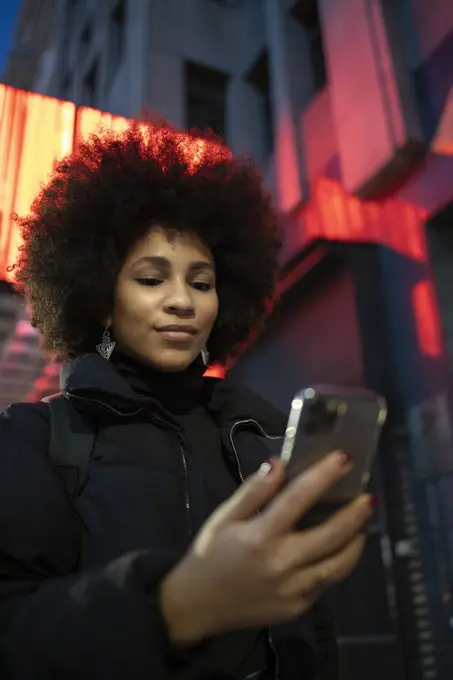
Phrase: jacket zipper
[
  {"left": 179, "top": 442, "right": 192, "bottom": 537},
  {"left": 67, "top": 393, "right": 192, "bottom": 537},
  {"left": 70, "top": 396, "right": 280, "bottom": 671},
  {"left": 229, "top": 418, "right": 283, "bottom": 680}
]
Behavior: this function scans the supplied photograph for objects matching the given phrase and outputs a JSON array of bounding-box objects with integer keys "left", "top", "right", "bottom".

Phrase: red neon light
[
  {"left": 0, "top": 87, "right": 230, "bottom": 283},
  {"left": 2, "top": 83, "right": 431, "bottom": 285},
  {"left": 411, "top": 280, "right": 443, "bottom": 357},
  {"left": 290, "top": 177, "right": 429, "bottom": 262},
  {"left": 204, "top": 364, "right": 226, "bottom": 379},
  {"left": 0, "top": 85, "right": 76, "bottom": 282}
]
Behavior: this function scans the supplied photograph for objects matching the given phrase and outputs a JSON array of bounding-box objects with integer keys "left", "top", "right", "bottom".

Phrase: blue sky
[{"left": 0, "top": 0, "right": 20, "bottom": 76}]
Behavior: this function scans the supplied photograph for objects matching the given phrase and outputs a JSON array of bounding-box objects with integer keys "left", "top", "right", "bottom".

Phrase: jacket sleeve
[
  {"left": 0, "top": 403, "right": 183, "bottom": 680},
  {"left": 312, "top": 597, "right": 339, "bottom": 680}
]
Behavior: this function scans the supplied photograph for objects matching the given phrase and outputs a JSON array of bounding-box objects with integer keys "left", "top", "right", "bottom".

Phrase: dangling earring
[
  {"left": 96, "top": 327, "right": 116, "bottom": 360},
  {"left": 201, "top": 347, "right": 210, "bottom": 367}
]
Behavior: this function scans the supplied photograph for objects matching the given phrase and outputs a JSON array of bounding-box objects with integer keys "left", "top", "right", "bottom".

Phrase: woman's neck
[{"left": 110, "top": 351, "right": 206, "bottom": 414}]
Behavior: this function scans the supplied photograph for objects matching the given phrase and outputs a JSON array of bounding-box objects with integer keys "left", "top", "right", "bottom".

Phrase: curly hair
[{"left": 11, "top": 121, "right": 281, "bottom": 363}]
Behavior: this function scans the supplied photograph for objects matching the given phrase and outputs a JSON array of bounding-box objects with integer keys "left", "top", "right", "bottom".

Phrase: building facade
[
  {"left": 3, "top": 0, "right": 453, "bottom": 213},
  {"left": 2, "top": 1, "right": 453, "bottom": 679}
]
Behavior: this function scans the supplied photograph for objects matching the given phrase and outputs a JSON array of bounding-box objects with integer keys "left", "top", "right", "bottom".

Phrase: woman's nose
[{"left": 163, "top": 282, "right": 195, "bottom": 314}]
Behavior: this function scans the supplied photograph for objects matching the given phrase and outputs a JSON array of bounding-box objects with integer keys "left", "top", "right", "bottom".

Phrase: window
[
  {"left": 78, "top": 21, "right": 93, "bottom": 65},
  {"left": 64, "top": 0, "right": 80, "bottom": 44},
  {"left": 61, "top": 71, "right": 73, "bottom": 100},
  {"left": 207, "top": 0, "right": 242, "bottom": 6},
  {"left": 67, "top": 0, "right": 80, "bottom": 15},
  {"left": 247, "top": 50, "right": 274, "bottom": 157},
  {"left": 185, "top": 61, "right": 229, "bottom": 138},
  {"left": 80, "top": 22, "right": 92, "bottom": 47},
  {"left": 292, "top": 0, "right": 327, "bottom": 92},
  {"left": 82, "top": 58, "right": 99, "bottom": 108},
  {"left": 107, "top": 0, "right": 126, "bottom": 83}
]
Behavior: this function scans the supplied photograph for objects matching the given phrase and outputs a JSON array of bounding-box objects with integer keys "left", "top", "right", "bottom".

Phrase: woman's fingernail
[
  {"left": 369, "top": 495, "right": 377, "bottom": 510},
  {"left": 337, "top": 451, "right": 353, "bottom": 467},
  {"left": 258, "top": 460, "right": 273, "bottom": 476}
]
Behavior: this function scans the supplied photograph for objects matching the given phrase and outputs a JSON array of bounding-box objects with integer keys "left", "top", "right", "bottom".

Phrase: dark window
[
  {"left": 82, "top": 59, "right": 99, "bottom": 108},
  {"left": 61, "top": 71, "right": 73, "bottom": 100},
  {"left": 185, "top": 61, "right": 229, "bottom": 139},
  {"left": 247, "top": 50, "right": 274, "bottom": 156},
  {"left": 108, "top": 0, "right": 126, "bottom": 83},
  {"left": 64, "top": 0, "right": 80, "bottom": 45},
  {"left": 78, "top": 21, "right": 93, "bottom": 65},
  {"left": 80, "top": 22, "right": 92, "bottom": 46},
  {"left": 67, "top": 0, "right": 79, "bottom": 12},
  {"left": 207, "top": 0, "right": 242, "bottom": 5},
  {"left": 292, "top": 0, "right": 327, "bottom": 91}
]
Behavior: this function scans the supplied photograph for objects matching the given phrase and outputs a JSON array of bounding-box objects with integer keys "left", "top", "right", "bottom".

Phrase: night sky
[{"left": 0, "top": 0, "right": 20, "bottom": 77}]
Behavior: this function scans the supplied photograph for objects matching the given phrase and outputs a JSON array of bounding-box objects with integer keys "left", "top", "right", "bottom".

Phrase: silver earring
[
  {"left": 201, "top": 347, "right": 210, "bottom": 366},
  {"left": 96, "top": 327, "right": 116, "bottom": 360}
]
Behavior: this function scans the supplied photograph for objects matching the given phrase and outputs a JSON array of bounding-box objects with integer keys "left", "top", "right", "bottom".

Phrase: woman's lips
[{"left": 155, "top": 325, "right": 198, "bottom": 341}]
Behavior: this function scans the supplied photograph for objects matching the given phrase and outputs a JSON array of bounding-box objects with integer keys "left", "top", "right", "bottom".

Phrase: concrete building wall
[
  {"left": 1, "top": 0, "right": 60, "bottom": 92},
  {"left": 410, "top": 0, "right": 453, "bottom": 65},
  {"left": 3, "top": 0, "right": 453, "bottom": 317},
  {"left": 6, "top": 0, "right": 452, "bottom": 217}
]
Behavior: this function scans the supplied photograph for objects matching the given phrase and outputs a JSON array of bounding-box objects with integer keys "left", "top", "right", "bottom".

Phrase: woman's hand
[{"left": 160, "top": 451, "right": 373, "bottom": 646}]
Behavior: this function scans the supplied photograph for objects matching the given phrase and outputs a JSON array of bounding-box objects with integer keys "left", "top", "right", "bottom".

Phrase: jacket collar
[{"left": 61, "top": 353, "right": 286, "bottom": 435}]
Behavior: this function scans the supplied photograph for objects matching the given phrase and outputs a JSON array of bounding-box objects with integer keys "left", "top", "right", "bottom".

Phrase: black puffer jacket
[{"left": 0, "top": 354, "right": 337, "bottom": 679}]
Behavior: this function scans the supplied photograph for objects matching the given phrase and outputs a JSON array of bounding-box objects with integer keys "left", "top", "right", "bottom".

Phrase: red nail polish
[
  {"left": 338, "top": 451, "right": 353, "bottom": 466},
  {"left": 369, "top": 495, "right": 377, "bottom": 510}
]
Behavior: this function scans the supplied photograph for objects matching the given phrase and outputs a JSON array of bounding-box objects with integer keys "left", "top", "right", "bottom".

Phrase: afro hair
[{"left": 12, "top": 121, "right": 281, "bottom": 363}]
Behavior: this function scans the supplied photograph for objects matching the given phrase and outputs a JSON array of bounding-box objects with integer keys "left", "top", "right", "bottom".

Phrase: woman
[{"left": 0, "top": 123, "right": 372, "bottom": 679}]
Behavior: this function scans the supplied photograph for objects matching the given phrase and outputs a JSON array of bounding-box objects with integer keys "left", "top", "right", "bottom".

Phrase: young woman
[{"left": 0, "top": 123, "right": 373, "bottom": 680}]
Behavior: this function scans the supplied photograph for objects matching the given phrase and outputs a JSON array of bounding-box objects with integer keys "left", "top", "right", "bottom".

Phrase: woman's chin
[{"left": 140, "top": 350, "right": 198, "bottom": 373}]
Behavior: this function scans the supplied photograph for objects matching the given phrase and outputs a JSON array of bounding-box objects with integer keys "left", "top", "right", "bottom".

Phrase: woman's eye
[
  {"left": 192, "top": 281, "right": 213, "bottom": 292},
  {"left": 136, "top": 277, "right": 162, "bottom": 287}
]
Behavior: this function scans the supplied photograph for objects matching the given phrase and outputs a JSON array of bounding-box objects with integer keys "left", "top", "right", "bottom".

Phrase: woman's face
[{"left": 110, "top": 226, "right": 218, "bottom": 372}]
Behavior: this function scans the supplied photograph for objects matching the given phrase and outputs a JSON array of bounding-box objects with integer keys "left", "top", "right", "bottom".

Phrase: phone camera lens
[{"left": 303, "top": 400, "right": 337, "bottom": 434}]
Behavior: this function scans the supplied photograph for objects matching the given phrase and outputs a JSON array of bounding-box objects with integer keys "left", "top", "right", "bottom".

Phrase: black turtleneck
[
  {"left": 110, "top": 352, "right": 269, "bottom": 680},
  {"left": 111, "top": 352, "right": 238, "bottom": 517}
]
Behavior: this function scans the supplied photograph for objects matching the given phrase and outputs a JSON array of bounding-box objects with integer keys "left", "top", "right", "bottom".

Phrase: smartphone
[{"left": 281, "top": 385, "right": 387, "bottom": 525}]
